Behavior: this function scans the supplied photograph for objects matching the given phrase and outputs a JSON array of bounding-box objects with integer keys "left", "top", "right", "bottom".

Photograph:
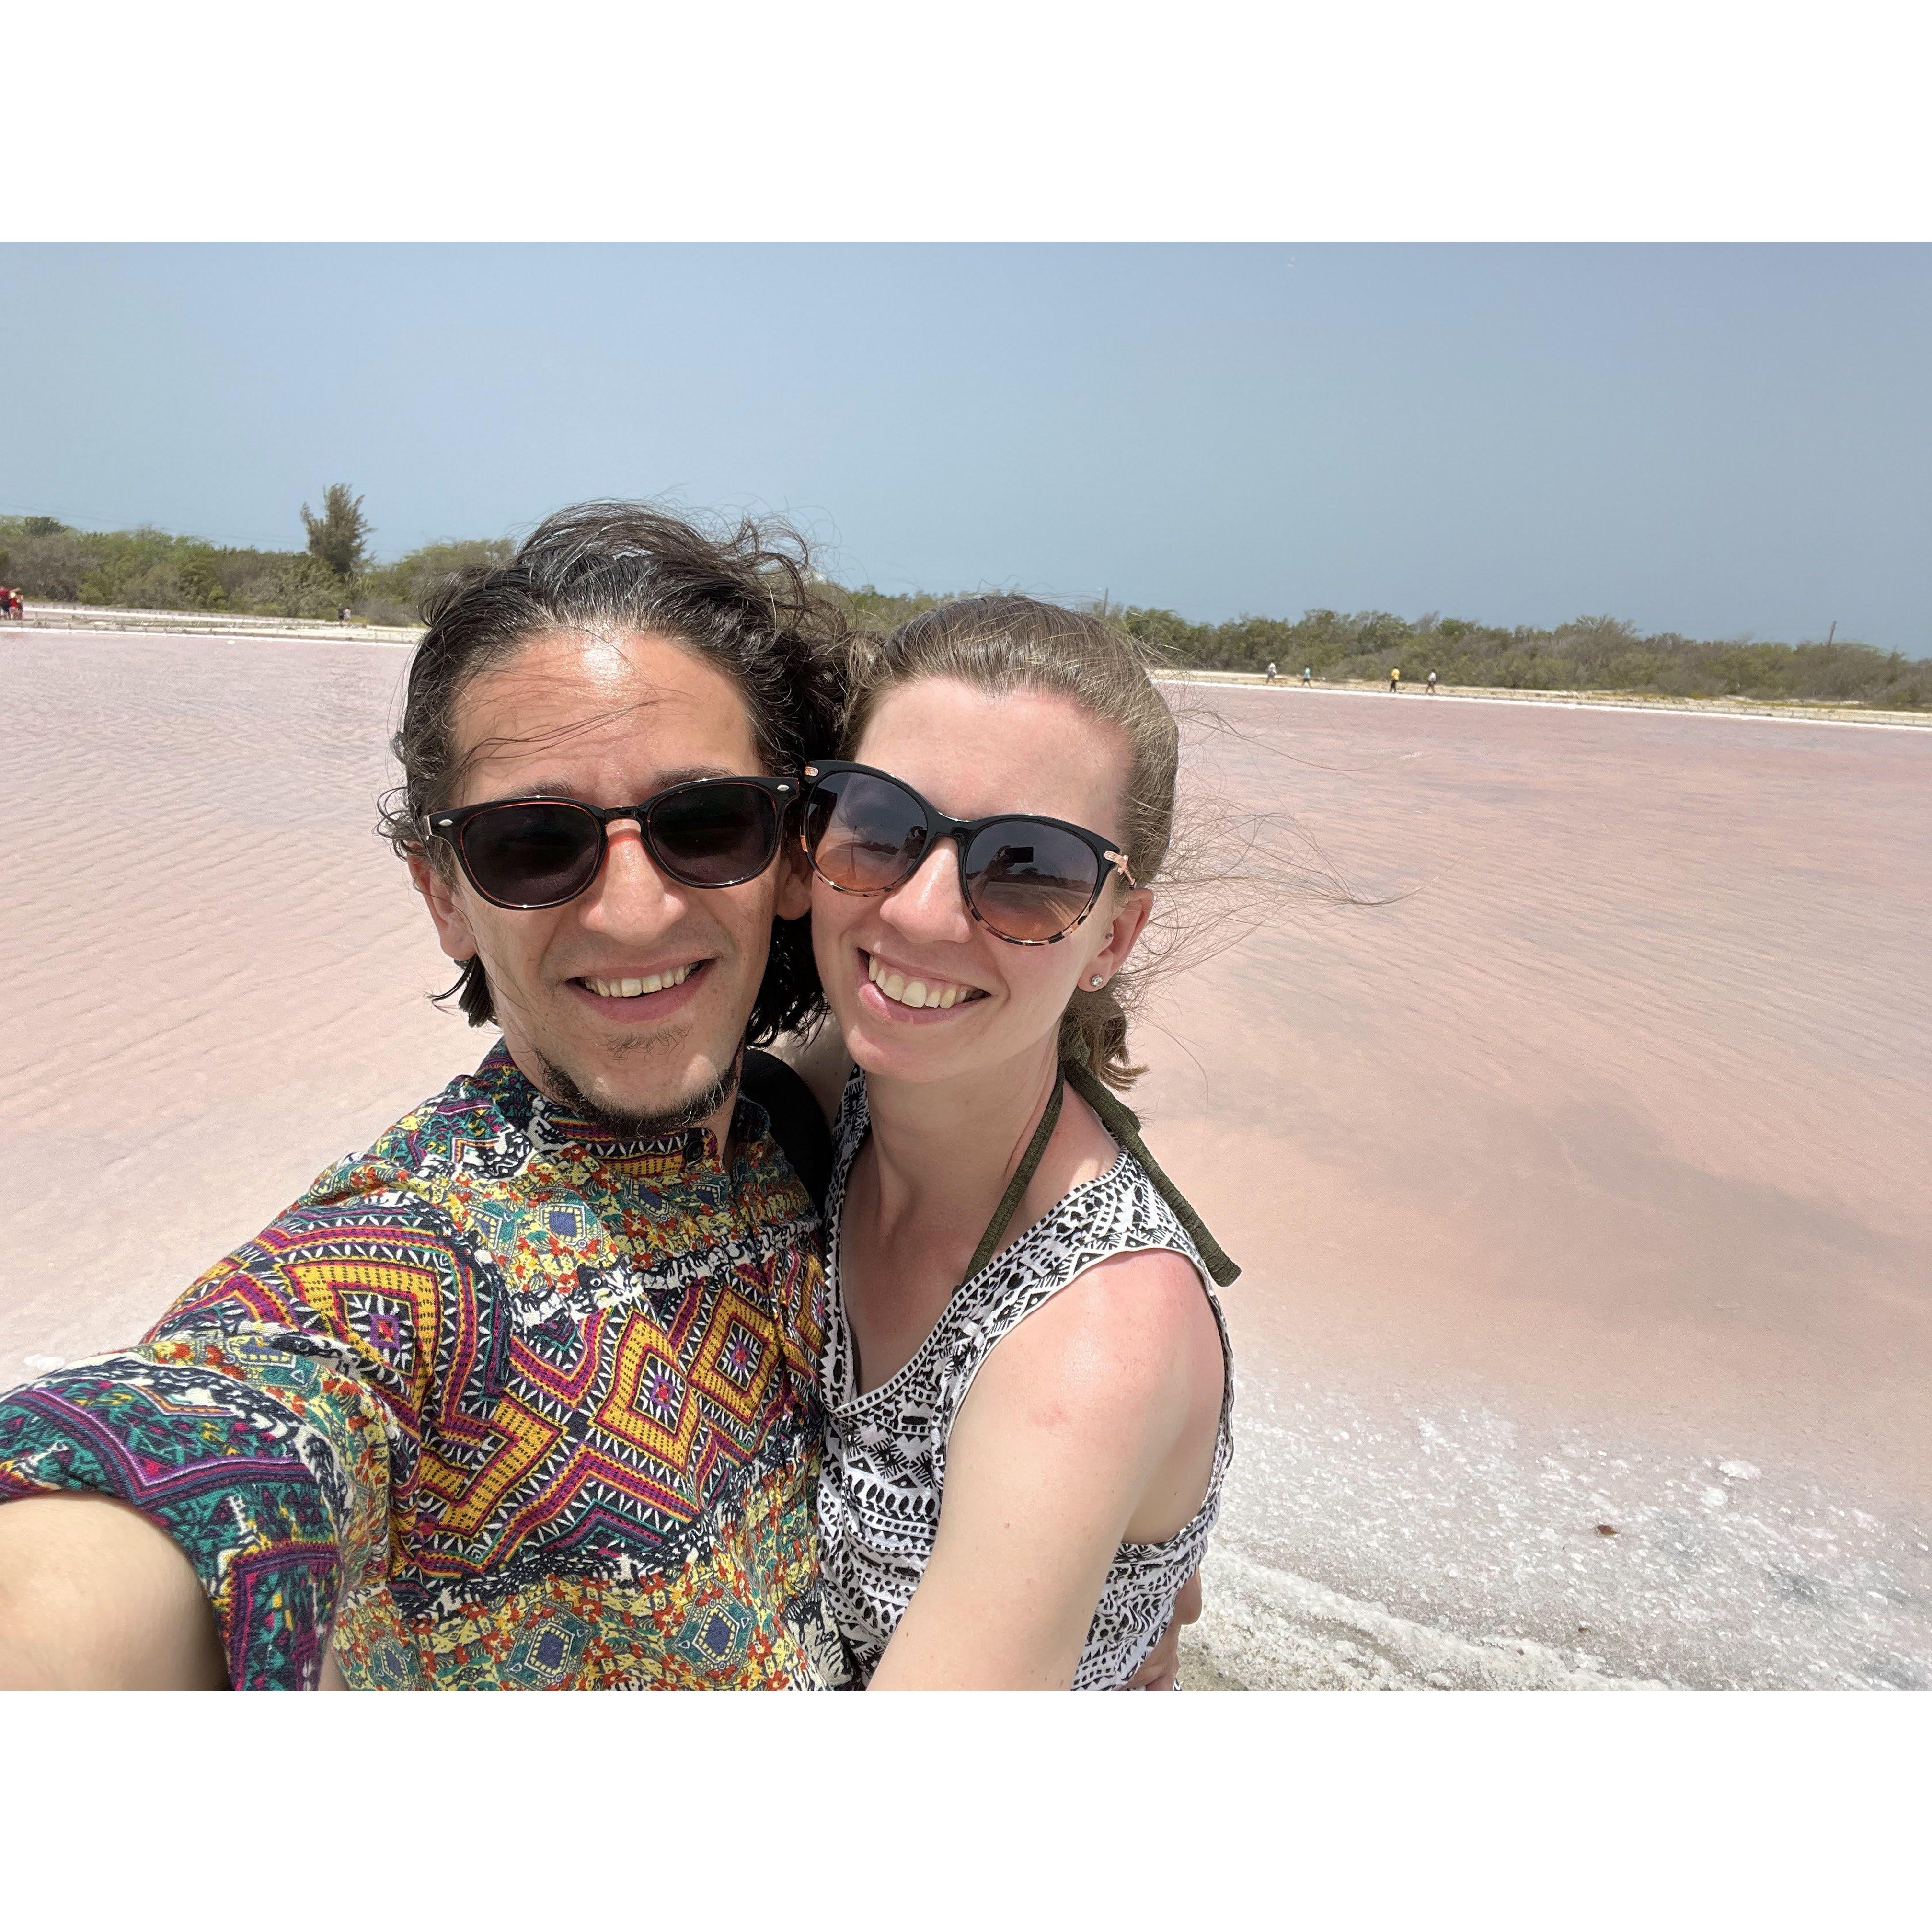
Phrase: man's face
[{"left": 410, "top": 629, "right": 808, "bottom": 1136}]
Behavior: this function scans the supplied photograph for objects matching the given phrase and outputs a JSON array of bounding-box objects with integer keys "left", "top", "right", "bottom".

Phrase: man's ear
[
  {"left": 409, "top": 852, "right": 480, "bottom": 964},
  {"left": 772, "top": 843, "right": 812, "bottom": 922}
]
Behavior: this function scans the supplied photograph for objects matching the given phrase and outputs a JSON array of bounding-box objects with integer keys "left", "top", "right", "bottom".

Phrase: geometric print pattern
[
  {"left": 814, "top": 1071, "right": 1235, "bottom": 1690},
  {"left": 0, "top": 1042, "right": 850, "bottom": 1690}
]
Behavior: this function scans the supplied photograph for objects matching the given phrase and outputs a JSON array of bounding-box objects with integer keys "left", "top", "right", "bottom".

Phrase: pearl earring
[{"left": 1090, "top": 975, "right": 1105, "bottom": 989}]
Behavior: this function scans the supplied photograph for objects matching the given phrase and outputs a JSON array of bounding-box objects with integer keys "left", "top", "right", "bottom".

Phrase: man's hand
[
  {"left": 1126, "top": 1569, "right": 1203, "bottom": 1690},
  {"left": 0, "top": 1493, "right": 227, "bottom": 1689}
]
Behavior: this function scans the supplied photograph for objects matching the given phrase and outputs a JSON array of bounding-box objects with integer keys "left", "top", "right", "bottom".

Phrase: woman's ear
[
  {"left": 410, "top": 851, "right": 481, "bottom": 965},
  {"left": 1087, "top": 885, "right": 1154, "bottom": 984}
]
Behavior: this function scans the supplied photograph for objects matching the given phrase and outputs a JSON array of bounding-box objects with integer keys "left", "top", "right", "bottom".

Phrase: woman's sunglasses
[
  {"left": 800, "top": 760, "right": 1136, "bottom": 946},
  {"left": 420, "top": 776, "right": 796, "bottom": 910}
]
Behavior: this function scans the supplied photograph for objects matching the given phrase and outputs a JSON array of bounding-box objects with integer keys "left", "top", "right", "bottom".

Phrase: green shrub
[{"left": 4, "top": 510, "right": 1922, "bottom": 706}]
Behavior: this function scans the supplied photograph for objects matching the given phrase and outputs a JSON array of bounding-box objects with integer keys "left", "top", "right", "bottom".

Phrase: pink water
[
  {"left": 4, "top": 635, "right": 1927, "bottom": 1686},
  {"left": 1139, "top": 685, "right": 1932, "bottom": 1686}
]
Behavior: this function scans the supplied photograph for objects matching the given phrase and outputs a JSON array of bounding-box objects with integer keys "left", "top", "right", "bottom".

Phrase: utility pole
[{"left": 1826, "top": 621, "right": 1837, "bottom": 647}]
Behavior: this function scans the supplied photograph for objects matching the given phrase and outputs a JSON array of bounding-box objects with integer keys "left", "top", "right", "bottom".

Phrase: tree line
[
  {"left": 3, "top": 494, "right": 1924, "bottom": 709},
  {"left": 1109, "top": 603, "right": 1932, "bottom": 710},
  {"left": 0, "top": 489, "right": 509, "bottom": 629},
  {"left": 825, "top": 587, "right": 1929, "bottom": 710}
]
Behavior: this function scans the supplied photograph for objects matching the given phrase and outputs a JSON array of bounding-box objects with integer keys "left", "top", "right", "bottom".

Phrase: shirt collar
[{"left": 468, "top": 1037, "right": 765, "bottom": 1174}]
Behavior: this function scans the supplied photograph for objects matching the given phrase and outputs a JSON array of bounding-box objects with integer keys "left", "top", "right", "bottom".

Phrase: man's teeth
[
  {"left": 586, "top": 964, "right": 696, "bottom": 999},
  {"left": 866, "top": 956, "right": 975, "bottom": 1010}
]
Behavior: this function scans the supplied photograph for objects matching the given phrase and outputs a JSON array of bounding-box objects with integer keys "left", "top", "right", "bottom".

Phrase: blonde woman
[{"left": 798, "top": 598, "right": 1236, "bottom": 1690}]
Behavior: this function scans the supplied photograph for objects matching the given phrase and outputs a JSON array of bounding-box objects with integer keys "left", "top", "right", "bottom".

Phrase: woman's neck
[{"left": 859, "top": 1040, "right": 1063, "bottom": 1243}]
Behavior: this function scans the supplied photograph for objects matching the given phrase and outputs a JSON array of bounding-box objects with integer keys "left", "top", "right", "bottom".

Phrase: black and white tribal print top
[{"left": 815, "top": 1072, "right": 1235, "bottom": 1690}]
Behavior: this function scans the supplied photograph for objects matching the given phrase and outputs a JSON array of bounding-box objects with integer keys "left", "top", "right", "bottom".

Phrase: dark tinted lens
[
  {"left": 965, "top": 821, "right": 1102, "bottom": 941},
  {"left": 461, "top": 802, "right": 603, "bottom": 907},
  {"left": 646, "top": 782, "right": 778, "bottom": 886},
  {"left": 806, "top": 771, "right": 929, "bottom": 892}
]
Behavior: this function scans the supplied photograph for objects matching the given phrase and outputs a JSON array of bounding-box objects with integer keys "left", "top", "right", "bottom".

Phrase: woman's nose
[{"left": 880, "top": 840, "right": 973, "bottom": 941}]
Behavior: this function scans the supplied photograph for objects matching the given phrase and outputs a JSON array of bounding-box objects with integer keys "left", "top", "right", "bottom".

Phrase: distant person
[
  {"left": 1390, "top": 667, "right": 1401, "bottom": 694},
  {"left": 1427, "top": 669, "right": 1438, "bottom": 694},
  {"left": 1301, "top": 666, "right": 1311, "bottom": 686},
  {"left": 337, "top": 604, "right": 351, "bottom": 624},
  {"left": 1265, "top": 661, "right": 1278, "bottom": 684}
]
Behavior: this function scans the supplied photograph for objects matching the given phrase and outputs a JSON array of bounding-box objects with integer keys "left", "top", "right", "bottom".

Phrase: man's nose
[
  {"left": 879, "top": 840, "right": 973, "bottom": 941},
  {"left": 578, "top": 822, "right": 685, "bottom": 933}
]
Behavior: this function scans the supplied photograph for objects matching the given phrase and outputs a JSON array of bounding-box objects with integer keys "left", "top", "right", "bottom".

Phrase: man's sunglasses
[
  {"left": 420, "top": 776, "right": 796, "bottom": 910},
  {"left": 799, "top": 760, "right": 1136, "bottom": 946}
]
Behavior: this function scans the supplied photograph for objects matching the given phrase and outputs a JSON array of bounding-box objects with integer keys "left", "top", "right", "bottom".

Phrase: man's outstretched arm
[
  {"left": 0, "top": 1326, "right": 388, "bottom": 1688},
  {"left": 0, "top": 1492, "right": 226, "bottom": 1689}
]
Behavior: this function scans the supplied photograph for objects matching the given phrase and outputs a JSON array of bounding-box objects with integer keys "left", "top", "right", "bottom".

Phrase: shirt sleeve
[
  {"left": 0, "top": 1179, "right": 418, "bottom": 1689},
  {"left": 0, "top": 1332, "right": 388, "bottom": 1688}
]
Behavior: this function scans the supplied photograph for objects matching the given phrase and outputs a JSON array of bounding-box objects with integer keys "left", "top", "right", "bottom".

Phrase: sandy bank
[
  {"left": 14, "top": 605, "right": 1925, "bottom": 726},
  {"left": 1179, "top": 1547, "right": 1668, "bottom": 1690},
  {"left": 14, "top": 600, "right": 420, "bottom": 645},
  {"left": 1165, "top": 667, "right": 1931, "bottom": 729}
]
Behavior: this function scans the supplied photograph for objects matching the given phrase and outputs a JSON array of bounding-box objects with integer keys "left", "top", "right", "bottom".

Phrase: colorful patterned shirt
[{"left": 0, "top": 1043, "right": 848, "bottom": 1690}]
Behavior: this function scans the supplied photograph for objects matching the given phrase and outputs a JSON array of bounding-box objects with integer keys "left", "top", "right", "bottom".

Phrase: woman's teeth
[
  {"left": 586, "top": 964, "right": 696, "bottom": 999},
  {"left": 867, "top": 956, "right": 977, "bottom": 1011}
]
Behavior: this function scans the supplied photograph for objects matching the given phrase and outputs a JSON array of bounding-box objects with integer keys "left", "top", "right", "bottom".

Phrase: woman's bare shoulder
[{"left": 971, "top": 1244, "right": 1220, "bottom": 1439}]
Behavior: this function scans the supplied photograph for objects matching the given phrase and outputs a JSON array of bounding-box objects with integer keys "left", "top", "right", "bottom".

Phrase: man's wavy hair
[{"left": 379, "top": 501, "right": 849, "bottom": 1044}]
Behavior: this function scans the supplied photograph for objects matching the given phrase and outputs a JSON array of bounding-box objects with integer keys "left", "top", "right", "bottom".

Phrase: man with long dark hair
[{"left": 0, "top": 504, "right": 854, "bottom": 1687}]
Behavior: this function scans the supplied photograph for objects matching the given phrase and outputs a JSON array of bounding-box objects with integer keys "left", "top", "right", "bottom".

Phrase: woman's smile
[{"left": 856, "top": 947, "right": 990, "bottom": 1020}]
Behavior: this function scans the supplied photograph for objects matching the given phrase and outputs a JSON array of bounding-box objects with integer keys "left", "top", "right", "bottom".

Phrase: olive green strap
[
  {"left": 962, "top": 1068, "right": 1066, "bottom": 1283},
  {"left": 1061, "top": 1058, "right": 1242, "bottom": 1287}
]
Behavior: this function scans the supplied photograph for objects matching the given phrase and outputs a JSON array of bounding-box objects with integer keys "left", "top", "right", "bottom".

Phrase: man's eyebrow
[
  {"left": 654, "top": 764, "right": 754, "bottom": 788},
  {"left": 483, "top": 765, "right": 751, "bottom": 803}
]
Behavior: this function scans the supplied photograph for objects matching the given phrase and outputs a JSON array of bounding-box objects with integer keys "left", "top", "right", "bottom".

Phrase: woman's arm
[{"left": 866, "top": 1246, "right": 1223, "bottom": 1690}]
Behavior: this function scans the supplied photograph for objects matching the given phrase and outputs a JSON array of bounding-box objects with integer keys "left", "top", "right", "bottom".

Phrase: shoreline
[
  {"left": 1163, "top": 666, "right": 1932, "bottom": 729},
  {"left": 11, "top": 603, "right": 1928, "bottom": 727},
  {"left": 1178, "top": 1548, "right": 1670, "bottom": 1691},
  {"left": 12, "top": 601, "right": 421, "bottom": 646}
]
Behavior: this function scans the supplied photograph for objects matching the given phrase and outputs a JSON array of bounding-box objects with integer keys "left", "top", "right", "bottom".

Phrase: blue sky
[{"left": 2, "top": 244, "right": 1927, "bottom": 651}]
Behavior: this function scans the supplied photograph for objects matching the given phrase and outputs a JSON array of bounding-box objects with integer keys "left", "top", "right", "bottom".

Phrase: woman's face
[{"left": 810, "top": 676, "right": 1153, "bottom": 1087}]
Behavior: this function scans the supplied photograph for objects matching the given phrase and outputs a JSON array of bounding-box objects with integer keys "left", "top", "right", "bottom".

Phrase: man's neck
[{"left": 513, "top": 1045, "right": 744, "bottom": 1161}]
